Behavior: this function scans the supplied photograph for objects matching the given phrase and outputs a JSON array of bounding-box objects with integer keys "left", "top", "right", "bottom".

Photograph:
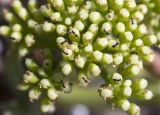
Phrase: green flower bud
[
  {"left": 23, "top": 71, "right": 39, "bottom": 84},
  {"left": 40, "top": 4, "right": 53, "bottom": 17},
  {"left": 132, "top": 78, "right": 148, "bottom": 90},
  {"left": 25, "top": 34, "right": 35, "bottom": 47},
  {"left": 98, "top": 85, "right": 113, "bottom": 100},
  {"left": 40, "top": 79, "right": 51, "bottom": 89},
  {"left": 88, "top": 63, "right": 101, "bottom": 77},
  {"left": 75, "top": 55, "right": 86, "bottom": 68},
  {"left": 0, "top": 26, "right": 11, "bottom": 37},
  {"left": 25, "top": 58, "right": 39, "bottom": 72},
  {"left": 10, "top": 31, "right": 22, "bottom": 43},
  {"left": 42, "top": 21, "right": 55, "bottom": 33},
  {"left": 89, "top": 11, "right": 102, "bottom": 24},
  {"left": 52, "top": 0, "right": 65, "bottom": 12},
  {"left": 12, "top": 24, "right": 22, "bottom": 32},
  {"left": 56, "top": 24, "right": 67, "bottom": 36},
  {"left": 84, "top": 44, "right": 93, "bottom": 53},
  {"left": 74, "top": 20, "right": 85, "bottom": 32},
  {"left": 61, "top": 62, "right": 72, "bottom": 76},
  {"left": 29, "top": 88, "right": 41, "bottom": 102},
  {"left": 101, "top": 53, "right": 113, "bottom": 64},
  {"left": 82, "top": 31, "right": 94, "bottom": 45},
  {"left": 79, "top": 8, "right": 89, "bottom": 20},
  {"left": 51, "top": 12, "right": 62, "bottom": 22},
  {"left": 41, "top": 99, "right": 55, "bottom": 113},
  {"left": 128, "top": 103, "right": 140, "bottom": 115},
  {"left": 113, "top": 53, "right": 123, "bottom": 66},
  {"left": 47, "top": 88, "right": 59, "bottom": 100},
  {"left": 90, "top": 51, "right": 103, "bottom": 62},
  {"left": 93, "top": 37, "right": 108, "bottom": 51},
  {"left": 118, "top": 99, "right": 130, "bottom": 111}
]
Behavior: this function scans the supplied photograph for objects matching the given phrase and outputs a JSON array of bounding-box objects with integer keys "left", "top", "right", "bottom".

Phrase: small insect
[
  {"left": 62, "top": 51, "right": 69, "bottom": 55},
  {"left": 113, "top": 78, "right": 122, "bottom": 82},
  {"left": 103, "top": 29, "right": 110, "bottom": 35},
  {"left": 60, "top": 40, "right": 66, "bottom": 45},
  {"left": 130, "top": 51, "right": 138, "bottom": 55},
  {"left": 60, "top": 80, "right": 65, "bottom": 88},
  {"left": 68, "top": 30, "right": 78, "bottom": 37},
  {"left": 82, "top": 77, "right": 89, "bottom": 83},
  {"left": 112, "top": 42, "right": 119, "bottom": 48},
  {"left": 130, "top": 18, "right": 135, "bottom": 25}
]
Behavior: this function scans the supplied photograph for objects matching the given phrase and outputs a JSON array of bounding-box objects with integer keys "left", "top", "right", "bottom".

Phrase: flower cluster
[{"left": 0, "top": 0, "right": 160, "bottom": 114}]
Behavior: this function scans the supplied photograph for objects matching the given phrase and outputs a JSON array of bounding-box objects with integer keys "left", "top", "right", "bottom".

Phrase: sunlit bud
[
  {"left": 119, "top": 8, "right": 130, "bottom": 20},
  {"left": 40, "top": 4, "right": 53, "bottom": 17},
  {"left": 0, "top": 26, "right": 11, "bottom": 36},
  {"left": 113, "top": 53, "right": 123, "bottom": 65},
  {"left": 75, "top": 55, "right": 86, "bottom": 68},
  {"left": 47, "top": 88, "right": 59, "bottom": 100},
  {"left": 25, "top": 58, "right": 39, "bottom": 72},
  {"left": 68, "top": 5, "right": 78, "bottom": 14},
  {"left": 98, "top": 85, "right": 113, "bottom": 100},
  {"left": 42, "top": 21, "right": 55, "bottom": 33},
  {"left": 93, "top": 37, "right": 108, "bottom": 50},
  {"left": 52, "top": 0, "right": 65, "bottom": 12},
  {"left": 121, "top": 86, "right": 132, "bottom": 97},
  {"left": 132, "top": 78, "right": 148, "bottom": 90},
  {"left": 115, "top": 22, "right": 125, "bottom": 33},
  {"left": 123, "top": 80, "right": 132, "bottom": 87},
  {"left": 40, "top": 79, "right": 51, "bottom": 89},
  {"left": 82, "top": 31, "right": 94, "bottom": 45},
  {"left": 51, "top": 12, "right": 62, "bottom": 22},
  {"left": 89, "top": 11, "right": 102, "bottom": 24},
  {"left": 71, "top": 42, "right": 79, "bottom": 53},
  {"left": 56, "top": 24, "right": 67, "bottom": 36},
  {"left": 12, "top": 24, "right": 22, "bottom": 32},
  {"left": 79, "top": 9, "right": 89, "bottom": 20},
  {"left": 23, "top": 71, "right": 39, "bottom": 84},
  {"left": 29, "top": 88, "right": 41, "bottom": 102},
  {"left": 10, "top": 31, "right": 22, "bottom": 43},
  {"left": 61, "top": 62, "right": 72, "bottom": 75},
  {"left": 84, "top": 44, "right": 93, "bottom": 53},
  {"left": 28, "top": 19, "right": 37, "bottom": 29},
  {"left": 88, "top": 63, "right": 101, "bottom": 77},
  {"left": 25, "top": 34, "right": 35, "bottom": 47},
  {"left": 128, "top": 103, "right": 140, "bottom": 115},
  {"left": 74, "top": 20, "right": 85, "bottom": 32},
  {"left": 133, "top": 11, "right": 144, "bottom": 22},
  {"left": 124, "top": 0, "right": 136, "bottom": 11},
  {"left": 90, "top": 51, "right": 103, "bottom": 62},
  {"left": 65, "top": 17, "right": 72, "bottom": 26},
  {"left": 41, "top": 100, "right": 55, "bottom": 113},
  {"left": 118, "top": 99, "right": 130, "bottom": 111},
  {"left": 18, "top": 46, "right": 28, "bottom": 57},
  {"left": 101, "top": 53, "right": 113, "bottom": 64},
  {"left": 137, "top": 4, "right": 148, "bottom": 14}
]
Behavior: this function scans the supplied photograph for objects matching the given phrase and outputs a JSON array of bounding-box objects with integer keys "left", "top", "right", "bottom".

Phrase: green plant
[{"left": 0, "top": 0, "right": 160, "bottom": 114}]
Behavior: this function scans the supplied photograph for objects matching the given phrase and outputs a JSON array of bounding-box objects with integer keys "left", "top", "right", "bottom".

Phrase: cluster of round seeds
[{"left": 0, "top": 0, "right": 159, "bottom": 114}]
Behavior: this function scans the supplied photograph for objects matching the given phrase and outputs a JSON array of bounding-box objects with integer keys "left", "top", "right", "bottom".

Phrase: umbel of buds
[{"left": 0, "top": 0, "right": 159, "bottom": 114}]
